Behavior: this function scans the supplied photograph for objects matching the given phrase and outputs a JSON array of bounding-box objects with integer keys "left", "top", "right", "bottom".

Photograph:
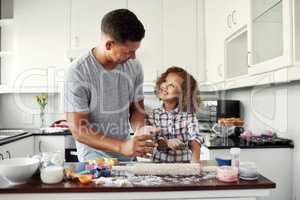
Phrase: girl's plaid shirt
[{"left": 146, "top": 106, "right": 204, "bottom": 163}]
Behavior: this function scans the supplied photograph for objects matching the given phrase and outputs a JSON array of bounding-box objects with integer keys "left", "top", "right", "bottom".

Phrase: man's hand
[{"left": 119, "top": 126, "right": 160, "bottom": 157}]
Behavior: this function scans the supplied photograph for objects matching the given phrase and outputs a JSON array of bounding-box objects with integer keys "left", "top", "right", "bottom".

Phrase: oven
[{"left": 64, "top": 135, "right": 78, "bottom": 162}]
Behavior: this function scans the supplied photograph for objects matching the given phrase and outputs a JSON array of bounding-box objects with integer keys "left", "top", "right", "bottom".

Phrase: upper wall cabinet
[
  {"left": 294, "top": 0, "right": 300, "bottom": 66},
  {"left": 224, "top": 0, "right": 249, "bottom": 38},
  {"left": 13, "top": 0, "right": 70, "bottom": 87},
  {"left": 0, "top": 0, "right": 14, "bottom": 85},
  {"left": 205, "top": 0, "right": 227, "bottom": 83},
  {"left": 248, "top": 0, "right": 293, "bottom": 74},
  {"left": 205, "top": 0, "right": 249, "bottom": 85},
  {"left": 4, "top": 0, "right": 206, "bottom": 90},
  {"left": 128, "top": 0, "right": 163, "bottom": 83},
  {"left": 163, "top": 0, "right": 199, "bottom": 79},
  {"left": 70, "top": 0, "right": 126, "bottom": 54}
]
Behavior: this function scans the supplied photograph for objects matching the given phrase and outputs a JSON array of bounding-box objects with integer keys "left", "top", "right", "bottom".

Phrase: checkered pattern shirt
[{"left": 146, "top": 106, "right": 204, "bottom": 163}]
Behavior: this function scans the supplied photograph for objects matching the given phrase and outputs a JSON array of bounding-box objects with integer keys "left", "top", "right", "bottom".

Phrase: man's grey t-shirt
[{"left": 64, "top": 50, "right": 144, "bottom": 161}]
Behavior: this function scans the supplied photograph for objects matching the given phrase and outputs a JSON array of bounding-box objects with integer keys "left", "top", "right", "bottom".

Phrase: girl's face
[{"left": 158, "top": 73, "right": 184, "bottom": 102}]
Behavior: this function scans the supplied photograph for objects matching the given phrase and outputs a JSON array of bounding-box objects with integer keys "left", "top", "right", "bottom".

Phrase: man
[{"left": 64, "top": 9, "right": 158, "bottom": 162}]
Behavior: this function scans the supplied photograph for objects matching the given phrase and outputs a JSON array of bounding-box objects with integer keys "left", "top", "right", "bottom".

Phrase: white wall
[
  {"left": 0, "top": 93, "right": 63, "bottom": 128},
  {"left": 225, "top": 81, "right": 300, "bottom": 200}
]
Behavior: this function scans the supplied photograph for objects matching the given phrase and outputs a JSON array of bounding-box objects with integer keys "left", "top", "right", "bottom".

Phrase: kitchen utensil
[
  {"left": 239, "top": 162, "right": 258, "bottom": 180},
  {"left": 112, "top": 163, "right": 201, "bottom": 176},
  {"left": 212, "top": 124, "right": 235, "bottom": 137},
  {"left": 0, "top": 157, "right": 39, "bottom": 185},
  {"left": 215, "top": 156, "right": 232, "bottom": 166},
  {"left": 216, "top": 166, "right": 238, "bottom": 182},
  {"left": 40, "top": 165, "right": 64, "bottom": 184}
]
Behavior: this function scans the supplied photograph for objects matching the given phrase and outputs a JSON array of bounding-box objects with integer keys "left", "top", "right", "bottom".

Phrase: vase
[{"left": 40, "top": 110, "right": 46, "bottom": 128}]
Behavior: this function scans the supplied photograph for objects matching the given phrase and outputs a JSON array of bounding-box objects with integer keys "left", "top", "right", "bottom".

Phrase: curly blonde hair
[{"left": 155, "top": 67, "right": 200, "bottom": 113}]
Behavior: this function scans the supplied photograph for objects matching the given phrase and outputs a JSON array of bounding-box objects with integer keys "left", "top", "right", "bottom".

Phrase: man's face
[{"left": 108, "top": 40, "right": 141, "bottom": 64}]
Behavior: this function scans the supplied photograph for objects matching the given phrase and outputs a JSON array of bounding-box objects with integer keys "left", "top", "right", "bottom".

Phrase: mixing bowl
[{"left": 0, "top": 157, "right": 39, "bottom": 185}]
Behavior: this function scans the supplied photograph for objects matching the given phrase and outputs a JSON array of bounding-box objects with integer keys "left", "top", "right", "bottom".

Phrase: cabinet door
[
  {"left": 232, "top": 0, "right": 249, "bottom": 30},
  {"left": 162, "top": 0, "right": 198, "bottom": 79},
  {"left": 0, "top": 137, "right": 34, "bottom": 158},
  {"left": 225, "top": 0, "right": 249, "bottom": 37},
  {"left": 197, "top": 0, "right": 206, "bottom": 83},
  {"left": 34, "top": 136, "right": 65, "bottom": 159},
  {"left": 70, "top": 0, "right": 126, "bottom": 51},
  {"left": 205, "top": 0, "right": 226, "bottom": 83},
  {"left": 248, "top": 0, "right": 292, "bottom": 74},
  {"left": 294, "top": 0, "right": 300, "bottom": 65},
  {"left": 128, "top": 0, "right": 163, "bottom": 83},
  {"left": 207, "top": 148, "right": 293, "bottom": 200},
  {"left": 13, "top": 0, "right": 69, "bottom": 87}
]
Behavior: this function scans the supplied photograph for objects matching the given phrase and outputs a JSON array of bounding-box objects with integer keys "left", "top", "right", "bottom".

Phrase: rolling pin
[{"left": 112, "top": 163, "right": 202, "bottom": 176}]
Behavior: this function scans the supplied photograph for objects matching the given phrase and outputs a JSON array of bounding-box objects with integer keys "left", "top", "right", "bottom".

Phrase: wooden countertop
[{"left": 0, "top": 162, "right": 276, "bottom": 193}]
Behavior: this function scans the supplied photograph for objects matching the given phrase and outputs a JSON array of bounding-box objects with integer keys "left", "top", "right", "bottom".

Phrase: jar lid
[{"left": 230, "top": 147, "right": 241, "bottom": 155}]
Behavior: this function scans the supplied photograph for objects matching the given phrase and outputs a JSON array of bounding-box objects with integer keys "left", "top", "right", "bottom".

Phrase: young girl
[{"left": 146, "top": 67, "right": 204, "bottom": 163}]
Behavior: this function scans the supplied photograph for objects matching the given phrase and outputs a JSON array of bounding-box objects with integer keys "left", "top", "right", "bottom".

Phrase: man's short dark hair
[{"left": 101, "top": 9, "right": 145, "bottom": 43}]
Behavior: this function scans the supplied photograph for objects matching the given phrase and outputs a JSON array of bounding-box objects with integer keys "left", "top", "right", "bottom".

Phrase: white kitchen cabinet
[
  {"left": 34, "top": 136, "right": 65, "bottom": 159},
  {"left": 248, "top": 0, "right": 293, "bottom": 74},
  {"left": 293, "top": 0, "right": 300, "bottom": 66},
  {"left": 13, "top": 0, "right": 69, "bottom": 87},
  {"left": 162, "top": 0, "right": 199, "bottom": 79},
  {"left": 197, "top": 0, "right": 206, "bottom": 83},
  {"left": 288, "top": 0, "right": 300, "bottom": 84},
  {"left": 204, "top": 0, "right": 226, "bottom": 83},
  {"left": 0, "top": 137, "right": 34, "bottom": 159},
  {"left": 202, "top": 147, "right": 293, "bottom": 200},
  {"left": 0, "top": 0, "right": 14, "bottom": 86},
  {"left": 70, "top": 0, "right": 126, "bottom": 53},
  {"left": 128, "top": 0, "right": 163, "bottom": 83},
  {"left": 224, "top": 27, "right": 248, "bottom": 79},
  {"left": 129, "top": 0, "right": 205, "bottom": 84},
  {"left": 224, "top": 0, "right": 249, "bottom": 38},
  {"left": 205, "top": 0, "right": 249, "bottom": 84}
]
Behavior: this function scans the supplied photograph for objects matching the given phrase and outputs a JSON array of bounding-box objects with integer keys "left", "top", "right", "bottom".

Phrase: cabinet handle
[
  {"left": 70, "top": 151, "right": 78, "bottom": 156},
  {"left": 39, "top": 141, "right": 42, "bottom": 153},
  {"left": 227, "top": 14, "right": 232, "bottom": 28},
  {"left": 232, "top": 10, "right": 237, "bottom": 25},
  {"left": 218, "top": 64, "right": 223, "bottom": 77},
  {"left": 0, "top": 153, "right": 3, "bottom": 160},
  {"left": 247, "top": 51, "right": 252, "bottom": 67},
  {"left": 73, "top": 36, "right": 80, "bottom": 48},
  {"left": 5, "top": 151, "right": 11, "bottom": 159}
]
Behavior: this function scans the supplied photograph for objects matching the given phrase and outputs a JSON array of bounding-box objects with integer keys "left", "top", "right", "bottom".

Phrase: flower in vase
[
  {"left": 36, "top": 93, "right": 48, "bottom": 112},
  {"left": 35, "top": 93, "right": 48, "bottom": 128}
]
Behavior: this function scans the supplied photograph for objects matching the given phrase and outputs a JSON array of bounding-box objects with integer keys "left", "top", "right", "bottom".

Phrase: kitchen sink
[{"left": 0, "top": 130, "right": 27, "bottom": 140}]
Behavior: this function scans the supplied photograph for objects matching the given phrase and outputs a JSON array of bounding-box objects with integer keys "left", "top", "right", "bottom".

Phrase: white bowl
[
  {"left": 0, "top": 157, "right": 39, "bottom": 185},
  {"left": 239, "top": 162, "right": 258, "bottom": 178}
]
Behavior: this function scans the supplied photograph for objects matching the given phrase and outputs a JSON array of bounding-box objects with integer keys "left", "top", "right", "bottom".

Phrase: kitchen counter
[
  {"left": 204, "top": 136, "right": 294, "bottom": 149},
  {"left": 0, "top": 162, "right": 276, "bottom": 200},
  {"left": 0, "top": 129, "right": 71, "bottom": 146}
]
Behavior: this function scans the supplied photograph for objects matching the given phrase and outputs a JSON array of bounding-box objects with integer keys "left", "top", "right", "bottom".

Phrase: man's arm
[
  {"left": 129, "top": 100, "right": 146, "bottom": 132},
  {"left": 66, "top": 112, "right": 155, "bottom": 157}
]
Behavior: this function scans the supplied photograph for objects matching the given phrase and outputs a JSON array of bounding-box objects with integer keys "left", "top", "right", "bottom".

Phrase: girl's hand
[
  {"left": 167, "top": 138, "right": 186, "bottom": 150},
  {"left": 156, "top": 137, "right": 168, "bottom": 151}
]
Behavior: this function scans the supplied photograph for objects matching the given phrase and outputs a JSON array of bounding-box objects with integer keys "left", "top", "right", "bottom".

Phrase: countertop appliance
[
  {"left": 64, "top": 135, "right": 78, "bottom": 162},
  {"left": 197, "top": 100, "right": 241, "bottom": 132}
]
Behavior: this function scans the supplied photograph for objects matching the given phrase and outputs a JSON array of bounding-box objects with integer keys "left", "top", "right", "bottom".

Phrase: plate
[{"left": 239, "top": 176, "right": 259, "bottom": 180}]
